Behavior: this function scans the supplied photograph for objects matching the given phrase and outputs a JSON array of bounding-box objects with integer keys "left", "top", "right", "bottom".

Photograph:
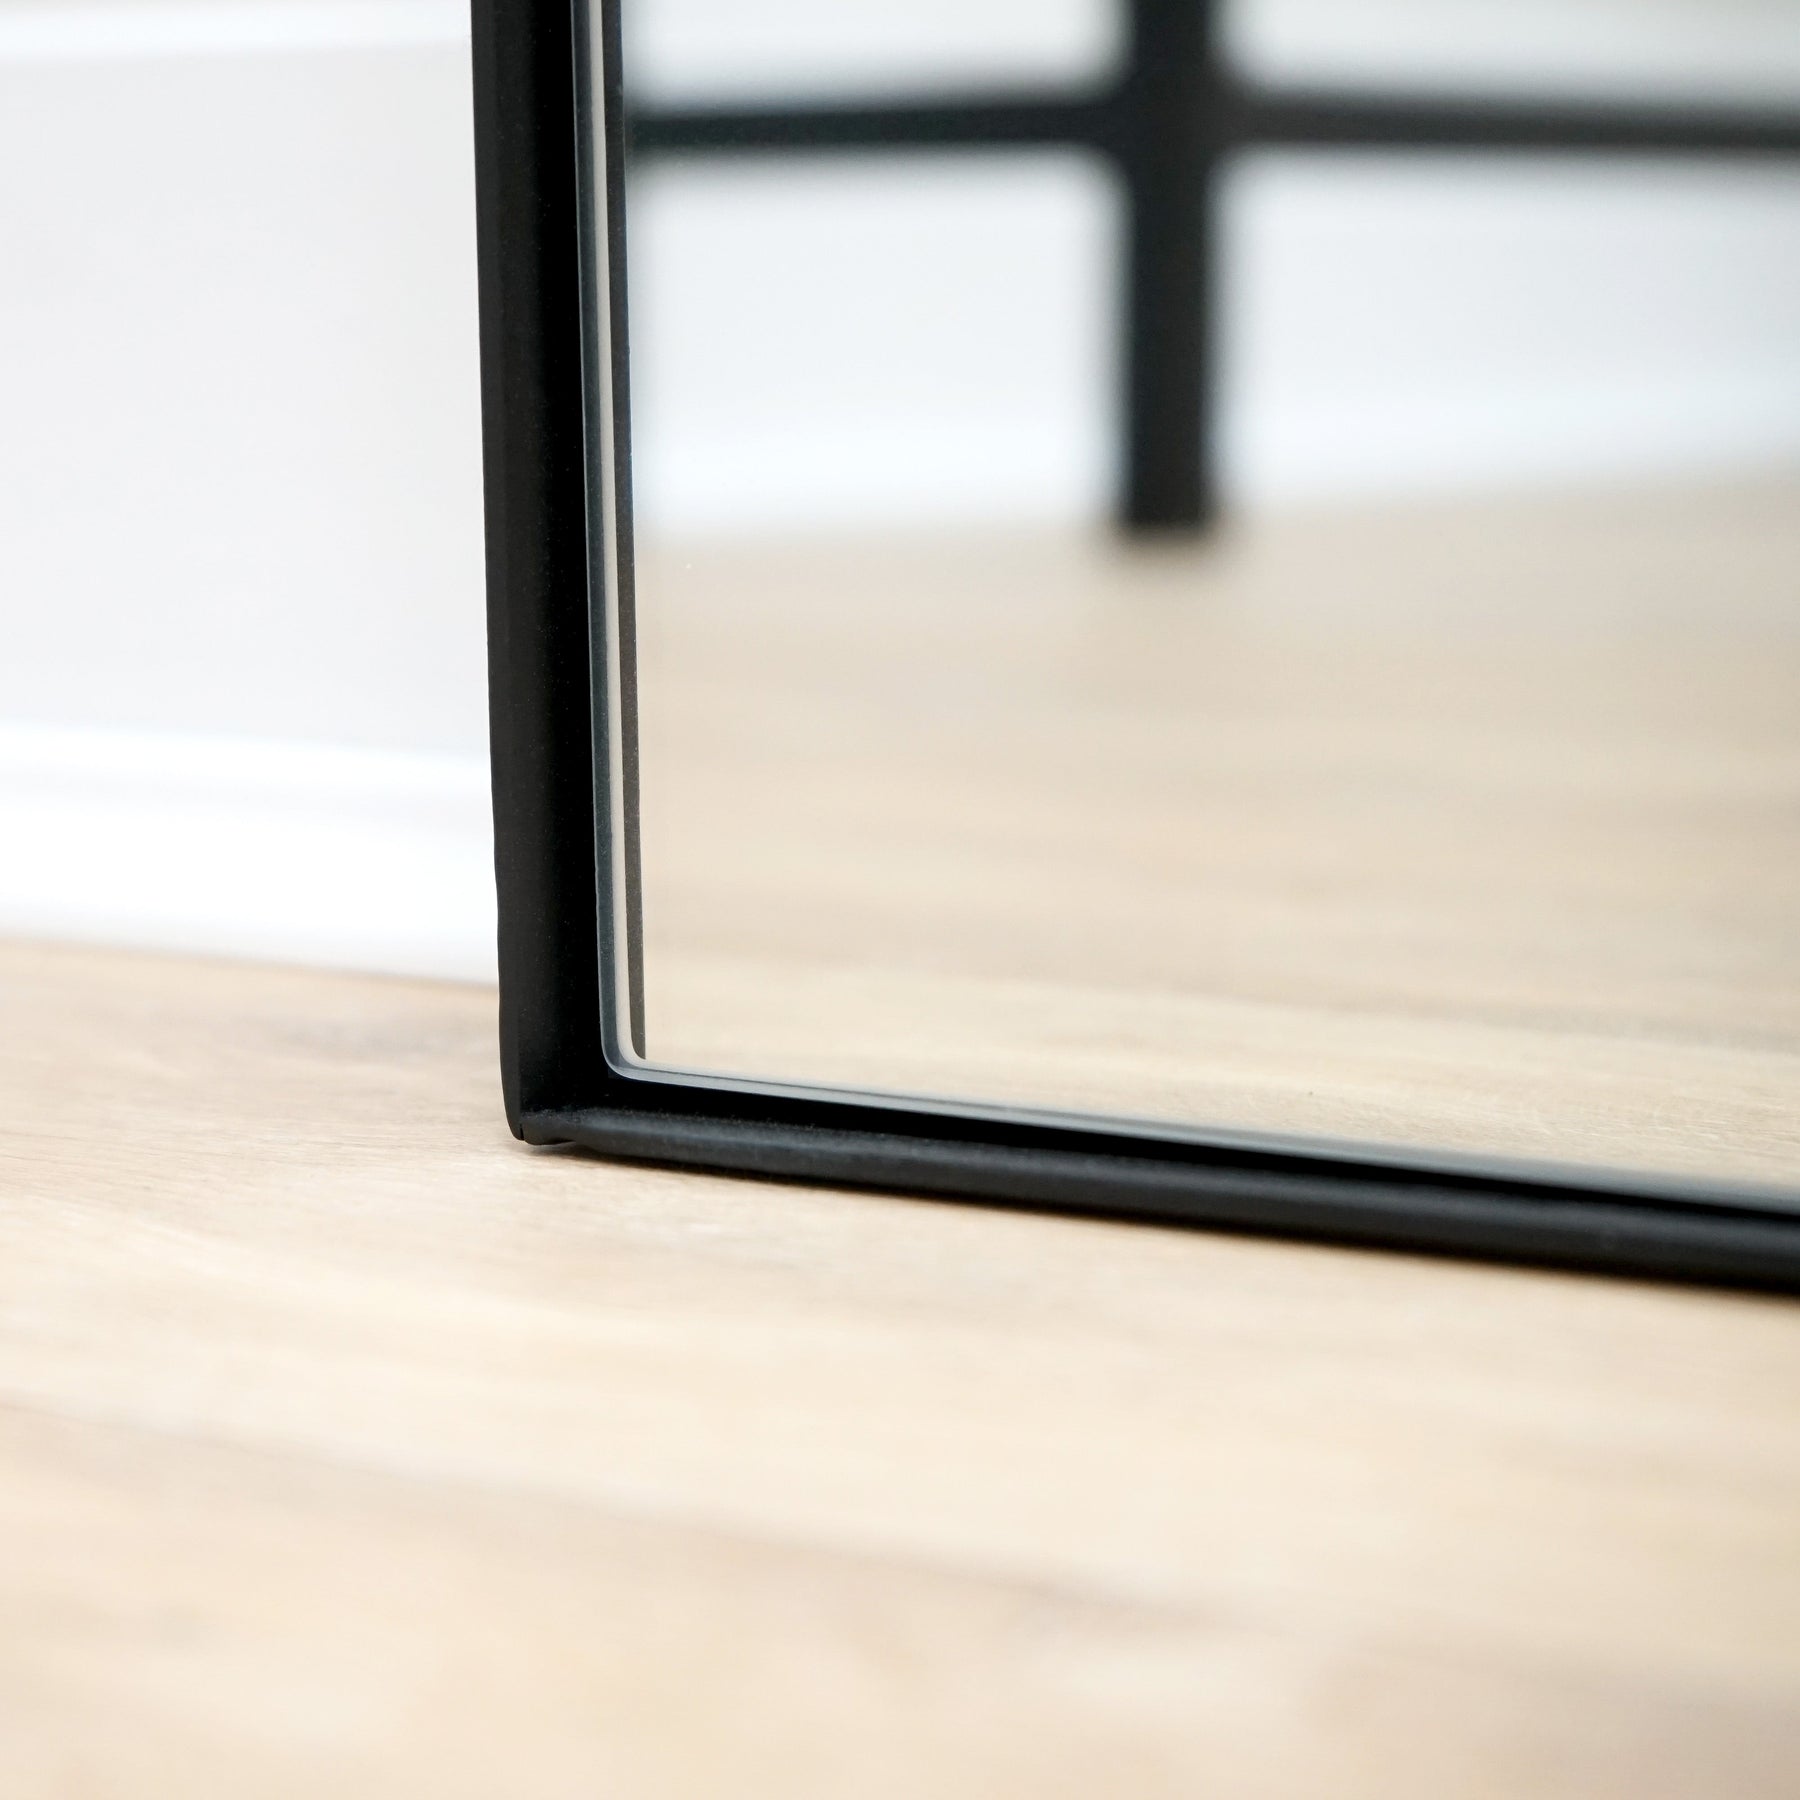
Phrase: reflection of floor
[{"left": 635, "top": 480, "right": 1800, "bottom": 1188}]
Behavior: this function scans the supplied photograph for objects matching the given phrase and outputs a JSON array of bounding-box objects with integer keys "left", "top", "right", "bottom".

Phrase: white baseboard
[{"left": 0, "top": 723, "right": 497, "bottom": 982}]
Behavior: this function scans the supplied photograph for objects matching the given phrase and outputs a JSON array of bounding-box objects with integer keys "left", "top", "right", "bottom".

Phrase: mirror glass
[
  {"left": 595, "top": 0, "right": 1800, "bottom": 1195},
  {"left": 1233, "top": 0, "right": 1800, "bottom": 104}
]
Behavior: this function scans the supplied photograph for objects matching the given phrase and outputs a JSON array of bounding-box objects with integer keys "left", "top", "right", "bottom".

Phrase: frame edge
[{"left": 472, "top": 0, "right": 606, "bottom": 1131}]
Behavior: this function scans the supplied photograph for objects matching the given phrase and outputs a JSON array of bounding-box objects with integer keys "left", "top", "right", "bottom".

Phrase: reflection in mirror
[
  {"left": 603, "top": 0, "right": 1800, "bottom": 1193},
  {"left": 624, "top": 0, "right": 1117, "bottom": 105},
  {"left": 1233, "top": 0, "right": 1800, "bottom": 105}
]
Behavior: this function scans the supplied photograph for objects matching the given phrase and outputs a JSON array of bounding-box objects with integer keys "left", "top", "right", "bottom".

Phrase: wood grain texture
[
  {"left": 2, "top": 938, "right": 1799, "bottom": 1796},
  {"left": 636, "top": 481, "right": 1800, "bottom": 1186}
]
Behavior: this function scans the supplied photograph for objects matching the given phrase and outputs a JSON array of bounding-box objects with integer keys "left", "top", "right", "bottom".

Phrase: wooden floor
[
  {"left": 3, "top": 938, "right": 1799, "bottom": 1796},
  {"left": 637, "top": 480, "right": 1800, "bottom": 1188}
]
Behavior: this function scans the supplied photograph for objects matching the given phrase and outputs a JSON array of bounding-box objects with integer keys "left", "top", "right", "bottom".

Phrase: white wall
[
  {"left": 0, "top": 0, "right": 494, "bottom": 973},
  {"left": 627, "top": 154, "right": 1800, "bottom": 533},
  {"left": 626, "top": 0, "right": 1115, "bottom": 98},
  {"left": 1236, "top": 0, "right": 1800, "bottom": 103},
  {"left": 0, "top": 3, "right": 483, "bottom": 754},
  {"left": 626, "top": 0, "right": 1800, "bottom": 103},
  {"left": 0, "top": 0, "right": 1795, "bottom": 976}
]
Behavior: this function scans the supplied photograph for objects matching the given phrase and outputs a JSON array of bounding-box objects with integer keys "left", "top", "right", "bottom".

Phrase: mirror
[{"left": 585, "top": 0, "right": 1800, "bottom": 1199}]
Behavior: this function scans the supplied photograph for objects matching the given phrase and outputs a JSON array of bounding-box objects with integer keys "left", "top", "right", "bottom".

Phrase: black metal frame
[
  {"left": 473, "top": 0, "right": 1800, "bottom": 1293},
  {"left": 629, "top": 0, "right": 1800, "bottom": 531}
]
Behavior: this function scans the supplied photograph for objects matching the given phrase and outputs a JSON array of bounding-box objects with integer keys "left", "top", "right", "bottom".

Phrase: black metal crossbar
[
  {"left": 633, "top": 90, "right": 1800, "bottom": 160},
  {"left": 627, "top": 1, "right": 1800, "bottom": 532}
]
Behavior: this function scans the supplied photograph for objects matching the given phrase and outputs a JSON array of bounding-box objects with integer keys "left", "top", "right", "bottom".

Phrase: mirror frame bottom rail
[
  {"left": 525, "top": 1103, "right": 1800, "bottom": 1295},
  {"left": 472, "top": 0, "right": 1800, "bottom": 1296}
]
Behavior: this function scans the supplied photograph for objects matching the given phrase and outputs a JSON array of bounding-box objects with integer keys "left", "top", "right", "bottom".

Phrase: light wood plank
[{"left": 2, "top": 939, "right": 1798, "bottom": 1794}]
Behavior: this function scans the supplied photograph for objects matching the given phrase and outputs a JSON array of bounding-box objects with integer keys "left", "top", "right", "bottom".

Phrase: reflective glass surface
[{"left": 588, "top": 2, "right": 1800, "bottom": 1197}]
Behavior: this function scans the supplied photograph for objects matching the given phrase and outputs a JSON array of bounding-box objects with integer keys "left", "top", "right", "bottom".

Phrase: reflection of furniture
[{"left": 631, "top": 0, "right": 1800, "bottom": 533}]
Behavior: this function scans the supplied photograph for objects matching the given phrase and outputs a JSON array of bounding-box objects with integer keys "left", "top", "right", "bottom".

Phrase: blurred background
[{"left": 0, "top": 0, "right": 1796, "bottom": 985}]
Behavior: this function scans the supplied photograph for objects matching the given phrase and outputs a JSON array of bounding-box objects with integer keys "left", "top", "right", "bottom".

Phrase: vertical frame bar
[
  {"left": 472, "top": 0, "right": 609, "bottom": 1126},
  {"left": 1117, "top": 0, "right": 1219, "bottom": 531}
]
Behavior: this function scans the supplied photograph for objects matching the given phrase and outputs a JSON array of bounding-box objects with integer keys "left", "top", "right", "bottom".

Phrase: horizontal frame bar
[
  {"left": 529, "top": 1101, "right": 1800, "bottom": 1297},
  {"left": 632, "top": 92, "right": 1107, "bottom": 155},
  {"left": 631, "top": 81, "right": 1800, "bottom": 161},
  {"left": 1244, "top": 85, "right": 1800, "bottom": 156}
]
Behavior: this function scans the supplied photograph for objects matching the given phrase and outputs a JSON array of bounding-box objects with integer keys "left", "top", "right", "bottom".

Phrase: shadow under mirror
[{"left": 602, "top": 0, "right": 1800, "bottom": 1197}]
